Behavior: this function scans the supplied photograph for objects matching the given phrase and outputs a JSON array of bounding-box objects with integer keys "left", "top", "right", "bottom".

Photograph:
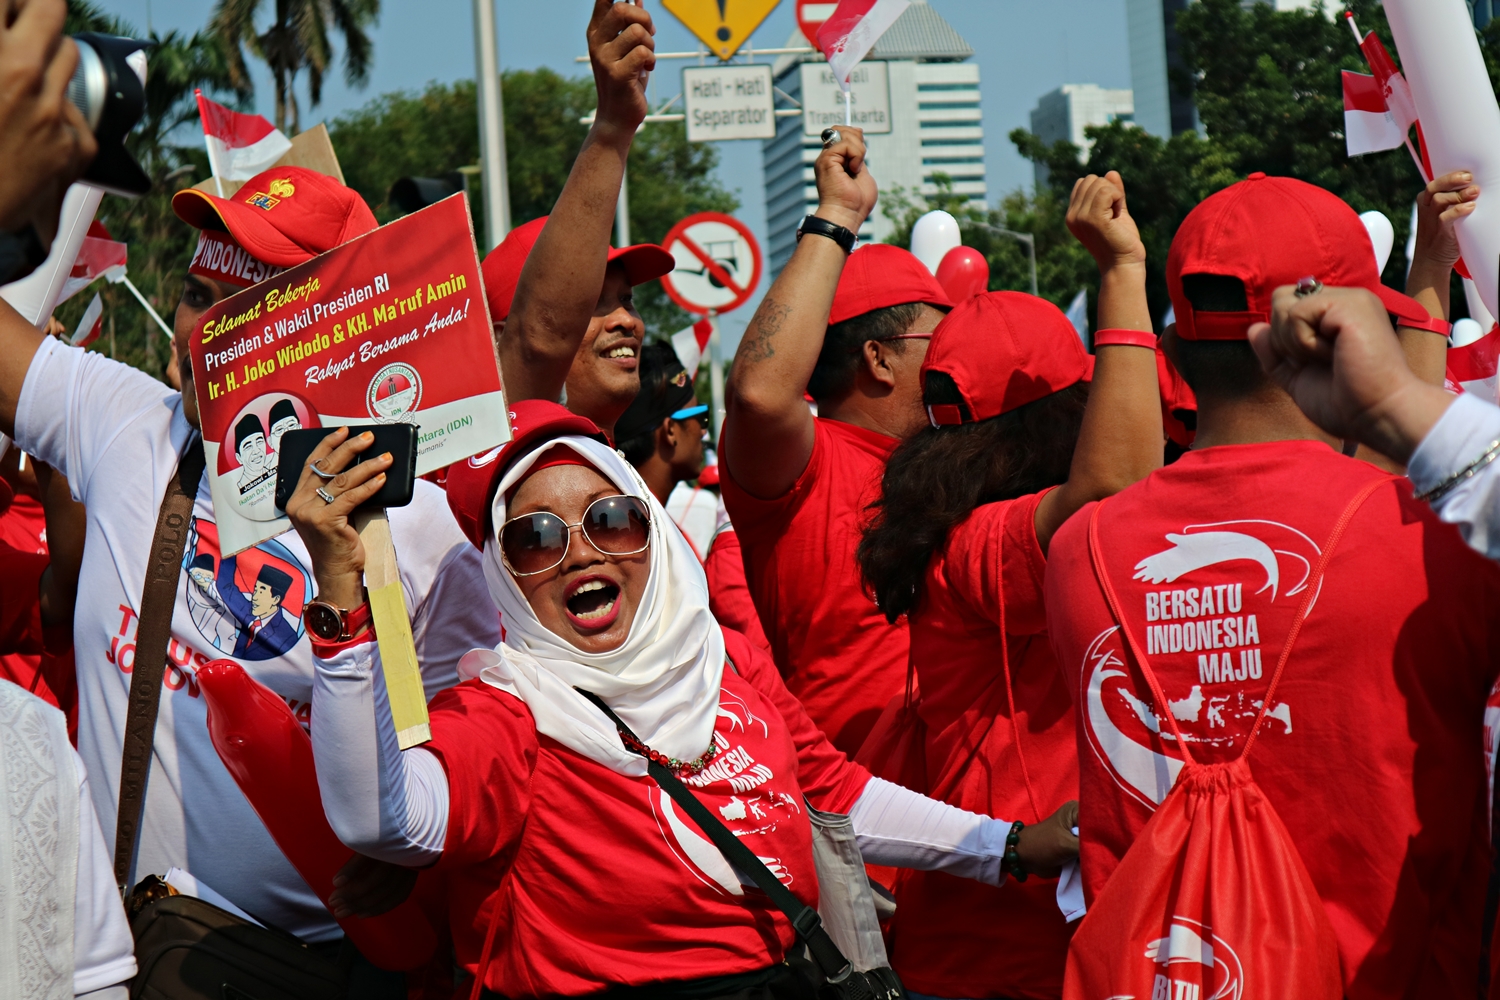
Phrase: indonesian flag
[
  {"left": 671, "top": 317, "right": 714, "bottom": 372},
  {"left": 57, "top": 220, "right": 127, "bottom": 307},
  {"left": 1343, "top": 71, "right": 1409, "bottom": 156},
  {"left": 195, "top": 90, "right": 292, "bottom": 183},
  {"left": 1448, "top": 323, "right": 1500, "bottom": 403},
  {"left": 816, "top": 0, "right": 911, "bottom": 87},
  {"left": 70, "top": 292, "right": 104, "bottom": 348}
]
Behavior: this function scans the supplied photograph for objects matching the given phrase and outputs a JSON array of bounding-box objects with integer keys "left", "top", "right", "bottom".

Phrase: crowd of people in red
[{"left": 10, "top": 1, "right": 1500, "bottom": 999}]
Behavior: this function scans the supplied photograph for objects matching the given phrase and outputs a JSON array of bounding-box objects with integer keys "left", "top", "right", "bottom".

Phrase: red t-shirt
[
  {"left": 721, "top": 417, "right": 905, "bottom": 753},
  {"left": 421, "top": 628, "right": 871, "bottom": 997},
  {"left": 0, "top": 495, "right": 48, "bottom": 699},
  {"left": 887, "top": 490, "right": 1075, "bottom": 999},
  {"left": 704, "top": 527, "right": 772, "bottom": 657},
  {"left": 1045, "top": 441, "right": 1500, "bottom": 999}
]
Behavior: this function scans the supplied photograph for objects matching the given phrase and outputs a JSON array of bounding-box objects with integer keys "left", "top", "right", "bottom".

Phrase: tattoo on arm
[{"left": 741, "top": 299, "right": 791, "bottom": 363}]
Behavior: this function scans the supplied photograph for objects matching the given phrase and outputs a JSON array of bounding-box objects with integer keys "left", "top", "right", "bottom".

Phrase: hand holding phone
[{"left": 275, "top": 423, "right": 419, "bottom": 513}]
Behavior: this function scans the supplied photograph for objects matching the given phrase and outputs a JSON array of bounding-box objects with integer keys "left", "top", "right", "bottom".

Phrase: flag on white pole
[
  {"left": 70, "top": 292, "right": 104, "bottom": 348},
  {"left": 57, "top": 223, "right": 127, "bottom": 307},
  {"left": 195, "top": 90, "right": 292, "bottom": 186},
  {"left": 1343, "top": 72, "right": 1410, "bottom": 156},
  {"left": 816, "top": 0, "right": 911, "bottom": 88},
  {"left": 671, "top": 317, "right": 715, "bottom": 372}
]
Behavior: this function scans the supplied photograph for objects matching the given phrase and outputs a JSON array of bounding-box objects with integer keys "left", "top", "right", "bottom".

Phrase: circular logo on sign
[{"left": 367, "top": 363, "right": 422, "bottom": 422}]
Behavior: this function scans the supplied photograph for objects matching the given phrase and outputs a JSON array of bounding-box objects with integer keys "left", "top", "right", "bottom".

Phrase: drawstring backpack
[{"left": 1065, "top": 476, "right": 1394, "bottom": 1000}]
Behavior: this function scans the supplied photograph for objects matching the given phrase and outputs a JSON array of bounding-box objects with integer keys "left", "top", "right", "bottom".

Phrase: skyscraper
[
  {"left": 762, "top": 0, "right": 983, "bottom": 274},
  {"left": 1029, "top": 84, "right": 1135, "bottom": 188},
  {"left": 1126, "top": 0, "right": 1198, "bottom": 138}
]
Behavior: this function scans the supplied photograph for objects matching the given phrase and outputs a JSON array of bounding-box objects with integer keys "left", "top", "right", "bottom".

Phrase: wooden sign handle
[{"left": 355, "top": 509, "right": 431, "bottom": 748}]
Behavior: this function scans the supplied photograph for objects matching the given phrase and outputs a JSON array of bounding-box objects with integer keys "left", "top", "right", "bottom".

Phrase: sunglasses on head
[{"left": 499, "top": 494, "right": 652, "bottom": 577}]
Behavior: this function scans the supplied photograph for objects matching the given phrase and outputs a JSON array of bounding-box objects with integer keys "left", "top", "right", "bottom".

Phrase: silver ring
[
  {"left": 309, "top": 460, "right": 337, "bottom": 481},
  {"left": 821, "top": 127, "right": 841, "bottom": 149},
  {"left": 316, "top": 487, "right": 336, "bottom": 505},
  {"left": 1294, "top": 276, "right": 1323, "bottom": 298}
]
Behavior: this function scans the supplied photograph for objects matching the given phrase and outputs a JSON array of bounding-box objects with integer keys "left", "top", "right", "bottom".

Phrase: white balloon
[
  {"left": 910, "top": 210, "right": 962, "bottom": 275},
  {"left": 1359, "top": 210, "right": 1395, "bottom": 275},
  {"left": 1386, "top": 0, "right": 1500, "bottom": 319},
  {"left": 1452, "top": 317, "right": 1487, "bottom": 348}
]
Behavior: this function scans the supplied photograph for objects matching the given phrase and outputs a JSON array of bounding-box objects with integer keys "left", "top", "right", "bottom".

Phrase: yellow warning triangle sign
[{"left": 661, "top": 0, "right": 781, "bottom": 61}]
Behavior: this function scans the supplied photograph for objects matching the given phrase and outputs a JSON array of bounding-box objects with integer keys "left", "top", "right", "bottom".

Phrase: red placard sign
[
  {"left": 190, "top": 194, "right": 510, "bottom": 555},
  {"left": 797, "top": 0, "right": 838, "bottom": 53},
  {"left": 660, "top": 212, "right": 763, "bottom": 316}
]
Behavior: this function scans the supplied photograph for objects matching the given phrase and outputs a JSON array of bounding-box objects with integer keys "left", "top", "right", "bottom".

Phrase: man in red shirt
[
  {"left": 1045, "top": 173, "right": 1500, "bottom": 998},
  {"left": 721, "top": 126, "right": 951, "bottom": 753}
]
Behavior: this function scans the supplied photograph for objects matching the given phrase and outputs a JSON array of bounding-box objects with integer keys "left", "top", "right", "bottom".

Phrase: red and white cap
[
  {"left": 173, "top": 166, "right": 378, "bottom": 288},
  {"left": 445, "top": 399, "right": 608, "bottom": 550},
  {"left": 920, "top": 291, "right": 1093, "bottom": 426},
  {"left": 829, "top": 243, "right": 953, "bottom": 326},
  {"left": 1168, "top": 172, "right": 1431, "bottom": 341},
  {"left": 480, "top": 215, "right": 676, "bottom": 323}
]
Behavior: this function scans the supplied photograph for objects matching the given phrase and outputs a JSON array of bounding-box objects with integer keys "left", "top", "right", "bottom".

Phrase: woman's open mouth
[{"left": 565, "top": 576, "right": 622, "bottom": 630}]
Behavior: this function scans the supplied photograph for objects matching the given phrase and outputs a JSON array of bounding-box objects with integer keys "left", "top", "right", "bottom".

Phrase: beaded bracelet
[
  {"left": 1002, "top": 819, "right": 1028, "bottom": 882},
  {"left": 1092, "top": 328, "right": 1159, "bottom": 349},
  {"left": 1413, "top": 437, "right": 1500, "bottom": 504}
]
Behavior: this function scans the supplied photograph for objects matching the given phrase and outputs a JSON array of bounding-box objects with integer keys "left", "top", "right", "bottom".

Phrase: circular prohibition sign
[{"left": 659, "top": 212, "right": 763, "bottom": 316}]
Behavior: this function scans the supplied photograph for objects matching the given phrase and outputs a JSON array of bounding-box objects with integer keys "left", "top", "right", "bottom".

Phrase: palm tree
[{"left": 211, "top": 0, "right": 380, "bottom": 134}]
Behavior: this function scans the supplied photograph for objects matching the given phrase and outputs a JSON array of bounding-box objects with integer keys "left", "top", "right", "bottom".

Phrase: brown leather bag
[{"left": 115, "top": 440, "right": 347, "bottom": 1000}]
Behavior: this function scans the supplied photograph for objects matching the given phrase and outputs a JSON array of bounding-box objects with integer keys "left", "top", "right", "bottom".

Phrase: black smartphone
[{"left": 274, "top": 423, "right": 419, "bottom": 512}]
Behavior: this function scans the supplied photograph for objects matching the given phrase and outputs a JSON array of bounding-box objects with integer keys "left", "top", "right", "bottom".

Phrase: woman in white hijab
[{"left": 285, "top": 401, "right": 1077, "bottom": 1000}]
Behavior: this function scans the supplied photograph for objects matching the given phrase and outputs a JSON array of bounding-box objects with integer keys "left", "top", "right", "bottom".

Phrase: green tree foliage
[
  {"left": 56, "top": 2, "right": 243, "bottom": 378},
  {"left": 987, "top": 0, "right": 1469, "bottom": 330},
  {"left": 328, "top": 69, "right": 738, "bottom": 336},
  {"left": 211, "top": 0, "right": 380, "bottom": 133}
]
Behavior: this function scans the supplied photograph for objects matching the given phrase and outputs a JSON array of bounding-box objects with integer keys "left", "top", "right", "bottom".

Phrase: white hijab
[{"left": 459, "top": 435, "right": 726, "bottom": 777}]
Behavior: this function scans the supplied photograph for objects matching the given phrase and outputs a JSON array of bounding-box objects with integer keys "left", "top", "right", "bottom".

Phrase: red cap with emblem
[
  {"left": 480, "top": 215, "right": 676, "bottom": 323},
  {"left": 920, "top": 291, "right": 1093, "bottom": 426},
  {"left": 1168, "top": 172, "right": 1431, "bottom": 341},
  {"left": 172, "top": 166, "right": 378, "bottom": 274},
  {"left": 829, "top": 244, "right": 953, "bottom": 326},
  {"left": 445, "top": 399, "right": 609, "bottom": 549}
]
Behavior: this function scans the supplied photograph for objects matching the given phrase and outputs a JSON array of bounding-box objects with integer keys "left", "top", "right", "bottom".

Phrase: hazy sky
[{"left": 106, "top": 0, "right": 1133, "bottom": 345}]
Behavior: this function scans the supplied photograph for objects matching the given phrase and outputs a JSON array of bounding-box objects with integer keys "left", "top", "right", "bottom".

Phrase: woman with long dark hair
[
  {"left": 856, "top": 172, "right": 1165, "bottom": 1000},
  {"left": 280, "top": 398, "right": 1082, "bottom": 1000}
]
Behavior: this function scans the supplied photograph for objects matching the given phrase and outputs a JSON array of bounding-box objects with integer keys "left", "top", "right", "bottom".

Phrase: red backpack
[{"left": 1065, "top": 477, "right": 1393, "bottom": 1000}]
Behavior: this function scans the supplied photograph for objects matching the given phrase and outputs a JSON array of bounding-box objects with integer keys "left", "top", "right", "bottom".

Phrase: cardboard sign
[
  {"left": 190, "top": 193, "right": 510, "bottom": 557},
  {"left": 683, "top": 65, "right": 777, "bottom": 142},
  {"left": 799, "top": 60, "right": 891, "bottom": 135}
]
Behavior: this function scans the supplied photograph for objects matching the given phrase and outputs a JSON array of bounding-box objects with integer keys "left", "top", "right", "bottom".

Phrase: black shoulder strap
[
  {"left": 576, "top": 688, "right": 852, "bottom": 984},
  {"left": 113, "top": 438, "right": 206, "bottom": 892}
]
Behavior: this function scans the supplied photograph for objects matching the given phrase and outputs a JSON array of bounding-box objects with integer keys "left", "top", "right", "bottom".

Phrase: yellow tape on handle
[{"left": 357, "top": 511, "right": 432, "bottom": 748}]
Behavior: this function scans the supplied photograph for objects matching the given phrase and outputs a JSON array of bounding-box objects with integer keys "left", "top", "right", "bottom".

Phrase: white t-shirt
[
  {"left": 664, "top": 482, "right": 717, "bottom": 563},
  {"left": 72, "top": 747, "right": 137, "bottom": 996},
  {"left": 16, "top": 338, "right": 501, "bottom": 943}
]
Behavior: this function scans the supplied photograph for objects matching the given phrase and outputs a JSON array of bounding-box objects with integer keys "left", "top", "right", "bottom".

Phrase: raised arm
[
  {"left": 723, "top": 128, "right": 877, "bottom": 500},
  {"left": 1403, "top": 170, "right": 1479, "bottom": 386},
  {"left": 498, "top": 0, "right": 653, "bottom": 404},
  {"left": 1034, "top": 172, "right": 1162, "bottom": 551}
]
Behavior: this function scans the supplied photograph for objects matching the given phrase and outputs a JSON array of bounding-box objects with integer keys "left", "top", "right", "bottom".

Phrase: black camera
[{"left": 67, "top": 33, "right": 151, "bottom": 197}]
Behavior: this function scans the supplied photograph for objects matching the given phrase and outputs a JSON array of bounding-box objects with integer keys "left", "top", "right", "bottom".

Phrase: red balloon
[
  {"left": 936, "top": 246, "right": 990, "bottom": 303},
  {"left": 197, "top": 660, "right": 438, "bottom": 970}
]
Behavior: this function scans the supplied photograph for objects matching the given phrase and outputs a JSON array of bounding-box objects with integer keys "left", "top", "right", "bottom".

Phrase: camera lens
[{"left": 67, "top": 34, "right": 152, "bottom": 198}]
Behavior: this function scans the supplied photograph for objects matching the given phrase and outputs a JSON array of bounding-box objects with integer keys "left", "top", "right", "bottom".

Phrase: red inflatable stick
[
  {"left": 197, "top": 660, "right": 438, "bottom": 970},
  {"left": 936, "top": 246, "right": 990, "bottom": 303}
]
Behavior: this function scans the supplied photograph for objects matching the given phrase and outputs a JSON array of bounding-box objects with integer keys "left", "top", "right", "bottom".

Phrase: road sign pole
[
  {"left": 707, "top": 309, "right": 725, "bottom": 444},
  {"left": 616, "top": 165, "right": 631, "bottom": 248},
  {"left": 473, "top": 0, "right": 511, "bottom": 250}
]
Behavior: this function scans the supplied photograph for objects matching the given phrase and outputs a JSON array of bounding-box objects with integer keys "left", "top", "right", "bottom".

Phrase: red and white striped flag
[
  {"left": 816, "top": 0, "right": 910, "bottom": 87},
  {"left": 70, "top": 292, "right": 104, "bottom": 348},
  {"left": 671, "top": 317, "right": 714, "bottom": 372},
  {"left": 195, "top": 90, "right": 292, "bottom": 186},
  {"left": 57, "top": 221, "right": 127, "bottom": 306},
  {"left": 1448, "top": 322, "right": 1500, "bottom": 404},
  {"left": 1343, "top": 71, "right": 1409, "bottom": 156}
]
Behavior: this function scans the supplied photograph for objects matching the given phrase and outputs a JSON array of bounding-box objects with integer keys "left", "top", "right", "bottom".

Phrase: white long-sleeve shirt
[{"left": 1408, "top": 392, "right": 1500, "bottom": 559}]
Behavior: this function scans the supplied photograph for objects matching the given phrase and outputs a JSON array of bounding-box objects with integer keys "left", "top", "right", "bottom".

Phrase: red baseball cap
[
  {"left": 830, "top": 244, "right": 953, "bottom": 326},
  {"left": 921, "top": 291, "right": 1093, "bottom": 426},
  {"left": 172, "top": 166, "right": 377, "bottom": 268},
  {"left": 445, "top": 399, "right": 608, "bottom": 550},
  {"left": 480, "top": 214, "right": 676, "bottom": 322},
  {"left": 1168, "top": 172, "right": 1430, "bottom": 340}
]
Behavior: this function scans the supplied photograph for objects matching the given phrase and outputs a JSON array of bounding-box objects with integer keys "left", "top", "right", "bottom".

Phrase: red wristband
[
  {"left": 1397, "top": 314, "right": 1453, "bottom": 336},
  {"left": 1092, "top": 328, "right": 1158, "bottom": 349}
]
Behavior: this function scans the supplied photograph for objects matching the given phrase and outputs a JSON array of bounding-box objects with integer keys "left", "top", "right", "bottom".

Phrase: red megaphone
[
  {"left": 197, "top": 660, "right": 438, "bottom": 971},
  {"left": 936, "top": 245, "right": 990, "bottom": 303}
]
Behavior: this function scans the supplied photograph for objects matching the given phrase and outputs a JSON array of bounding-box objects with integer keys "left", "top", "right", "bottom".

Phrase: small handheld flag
[
  {"left": 816, "top": 0, "right": 911, "bottom": 124},
  {"left": 671, "top": 317, "right": 714, "bottom": 372},
  {"left": 70, "top": 292, "right": 104, "bottom": 347},
  {"left": 195, "top": 91, "right": 292, "bottom": 195}
]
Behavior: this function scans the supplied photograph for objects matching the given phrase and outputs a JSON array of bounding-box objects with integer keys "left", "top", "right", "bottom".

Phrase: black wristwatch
[
  {"left": 796, "top": 215, "right": 858, "bottom": 254},
  {"left": 304, "top": 598, "right": 373, "bottom": 642}
]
